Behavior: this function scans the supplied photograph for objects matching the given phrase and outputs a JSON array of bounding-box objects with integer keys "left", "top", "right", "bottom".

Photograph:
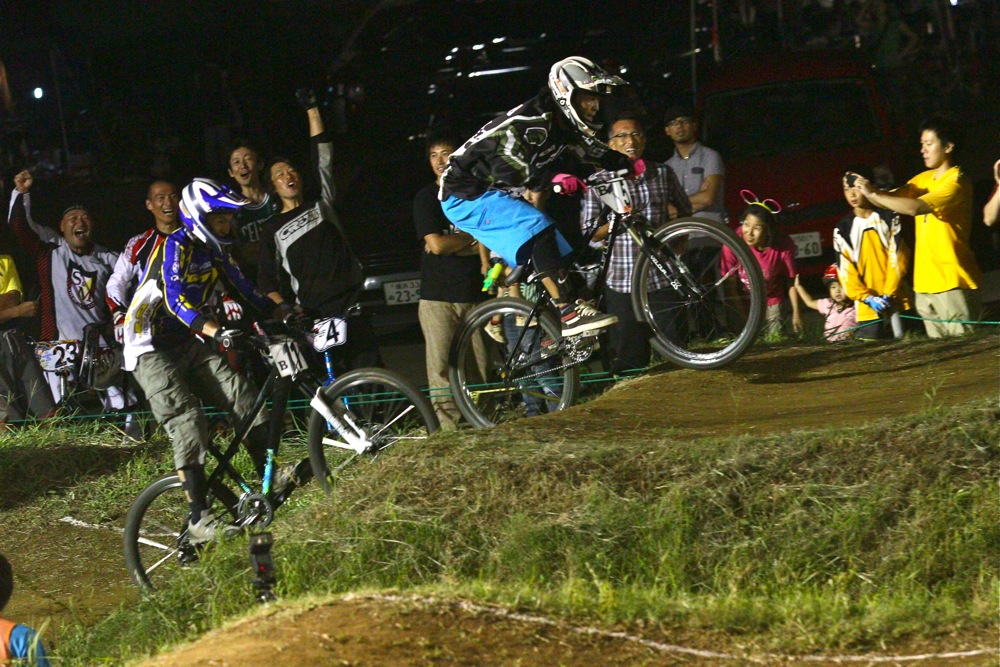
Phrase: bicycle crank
[{"left": 237, "top": 492, "right": 275, "bottom": 527}]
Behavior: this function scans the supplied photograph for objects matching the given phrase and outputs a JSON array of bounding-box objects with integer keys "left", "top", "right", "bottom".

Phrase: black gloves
[{"left": 295, "top": 87, "right": 318, "bottom": 111}]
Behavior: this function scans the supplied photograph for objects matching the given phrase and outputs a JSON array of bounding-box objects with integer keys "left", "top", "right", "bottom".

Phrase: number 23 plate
[{"left": 383, "top": 279, "right": 421, "bottom": 306}]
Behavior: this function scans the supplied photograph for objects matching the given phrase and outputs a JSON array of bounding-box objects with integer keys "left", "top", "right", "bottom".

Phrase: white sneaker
[
  {"left": 186, "top": 510, "right": 240, "bottom": 545},
  {"left": 485, "top": 319, "right": 505, "bottom": 343}
]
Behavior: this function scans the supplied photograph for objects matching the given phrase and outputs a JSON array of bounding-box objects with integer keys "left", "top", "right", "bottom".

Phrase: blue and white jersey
[{"left": 122, "top": 227, "right": 274, "bottom": 370}]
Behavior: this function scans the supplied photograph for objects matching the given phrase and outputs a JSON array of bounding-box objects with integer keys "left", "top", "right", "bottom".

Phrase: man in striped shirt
[{"left": 580, "top": 115, "right": 691, "bottom": 373}]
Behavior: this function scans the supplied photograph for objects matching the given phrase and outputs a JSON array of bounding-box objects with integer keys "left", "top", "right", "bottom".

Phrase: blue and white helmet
[
  {"left": 548, "top": 56, "right": 627, "bottom": 140},
  {"left": 179, "top": 178, "right": 249, "bottom": 254}
]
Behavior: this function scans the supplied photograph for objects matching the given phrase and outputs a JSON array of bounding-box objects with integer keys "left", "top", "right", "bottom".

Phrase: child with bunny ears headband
[{"left": 726, "top": 189, "right": 802, "bottom": 336}]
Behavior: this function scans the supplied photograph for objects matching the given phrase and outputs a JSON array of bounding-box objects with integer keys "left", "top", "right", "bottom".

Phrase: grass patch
[{"left": 35, "top": 398, "right": 998, "bottom": 663}]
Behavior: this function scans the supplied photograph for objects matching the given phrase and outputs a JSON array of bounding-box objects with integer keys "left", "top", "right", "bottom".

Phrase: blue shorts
[{"left": 441, "top": 191, "right": 571, "bottom": 267}]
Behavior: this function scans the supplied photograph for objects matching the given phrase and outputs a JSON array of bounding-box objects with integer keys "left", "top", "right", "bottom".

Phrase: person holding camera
[
  {"left": 847, "top": 116, "right": 980, "bottom": 338},
  {"left": 983, "top": 159, "right": 999, "bottom": 228}
]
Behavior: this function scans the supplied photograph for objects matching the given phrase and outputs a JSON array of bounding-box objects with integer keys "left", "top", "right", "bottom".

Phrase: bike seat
[{"left": 504, "top": 264, "right": 527, "bottom": 287}]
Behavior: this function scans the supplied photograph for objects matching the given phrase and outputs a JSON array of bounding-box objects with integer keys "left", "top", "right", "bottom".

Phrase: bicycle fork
[
  {"left": 632, "top": 228, "right": 705, "bottom": 299},
  {"left": 308, "top": 389, "right": 370, "bottom": 454}
]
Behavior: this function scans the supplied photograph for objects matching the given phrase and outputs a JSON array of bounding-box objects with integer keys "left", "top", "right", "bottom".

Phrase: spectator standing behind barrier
[
  {"left": 0, "top": 255, "right": 56, "bottom": 431},
  {"left": 793, "top": 267, "right": 857, "bottom": 342},
  {"left": 415, "top": 129, "right": 489, "bottom": 429},
  {"left": 227, "top": 141, "right": 279, "bottom": 283},
  {"left": 849, "top": 116, "right": 981, "bottom": 337},
  {"left": 983, "top": 159, "right": 999, "bottom": 227},
  {"left": 106, "top": 181, "right": 181, "bottom": 344},
  {"left": 722, "top": 199, "right": 802, "bottom": 337},
  {"left": 0, "top": 553, "right": 50, "bottom": 666},
  {"left": 833, "top": 167, "right": 912, "bottom": 339},
  {"left": 662, "top": 106, "right": 727, "bottom": 223},
  {"left": 6, "top": 171, "right": 129, "bottom": 410},
  {"left": 580, "top": 115, "right": 692, "bottom": 373},
  {"left": 258, "top": 88, "right": 383, "bottom": 371}
]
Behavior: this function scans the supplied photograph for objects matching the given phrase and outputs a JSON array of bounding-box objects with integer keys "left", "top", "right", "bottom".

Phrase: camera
[{"left": 248, "top": 532, "right": 276, "bottom": 602}]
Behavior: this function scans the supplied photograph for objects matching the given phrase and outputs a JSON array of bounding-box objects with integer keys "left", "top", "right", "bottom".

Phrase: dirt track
[{"left": 3, "top": 336, "right": 998, "bottom": 665}]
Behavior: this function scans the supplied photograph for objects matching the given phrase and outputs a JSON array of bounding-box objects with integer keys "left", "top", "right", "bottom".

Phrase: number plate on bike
[
  {"left": 790, "top": 232, "right": 822, "bottom": 259},
  {"left": 309, "top": 316, "right": 348, "bottom": 351},
  {"left": 383, "top": 279, "right": 421, "bottom": 306},
  {"left": 34, "top": 340, "right": 80, "bottom": 372},
  {"left": 269, "top": 340, "right": 309, "bottom": 377}
]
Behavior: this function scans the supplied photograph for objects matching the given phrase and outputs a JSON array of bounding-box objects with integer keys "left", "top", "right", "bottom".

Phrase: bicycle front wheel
[
  {"left": 308, "top": 368, "right": 438, "bottom": 494},
  {"left": 123, "top": 474, "right": 237, "bottom": 591},
  {"left": 448, "top": 297, "right": 580, "bottom": 428},
  {"left": 631, "top": 216, "right": 766, "bottom": 369}
]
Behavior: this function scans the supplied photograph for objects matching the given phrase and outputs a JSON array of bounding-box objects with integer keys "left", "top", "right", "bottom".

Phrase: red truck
[{"left": 697, "top": 50, "right": 904, "bottom": 275}]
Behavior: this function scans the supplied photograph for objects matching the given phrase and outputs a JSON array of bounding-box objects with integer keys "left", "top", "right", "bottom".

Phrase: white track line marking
[
  {"left": 52, "top": 522, "right": 995, "bottom": 663},
  {"left": 59, "top": 515, "right": 122, "bottom": 533},
  {"left": 349, "top": 593, "right": 997, "bottom": 664}
]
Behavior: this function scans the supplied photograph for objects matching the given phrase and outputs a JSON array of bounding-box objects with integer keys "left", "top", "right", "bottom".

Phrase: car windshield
[{"left": 700, "top": 78, "right": 882, "bottom": 160}]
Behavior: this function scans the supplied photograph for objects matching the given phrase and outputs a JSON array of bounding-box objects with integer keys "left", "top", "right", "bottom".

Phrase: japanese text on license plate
[
  {"left": 383, "top": 279, "right": 421, "bottom": 305},
  {"left": 790, "top": 232, "right": 822, "bottom": 259}
]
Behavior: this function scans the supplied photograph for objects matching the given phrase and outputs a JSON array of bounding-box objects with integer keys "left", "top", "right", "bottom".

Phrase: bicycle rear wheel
[
  {"left": 448, "top": 297, "right": 580, "bottom": 428},
  {"left": 631, "top": 216, "right": 766, "bottom": 369},
  {"left": 123, "top": 474, "right": 237, "bottom": 591},
  {"left": 308, "top": 368, "right": 438, "bottom": 494}
]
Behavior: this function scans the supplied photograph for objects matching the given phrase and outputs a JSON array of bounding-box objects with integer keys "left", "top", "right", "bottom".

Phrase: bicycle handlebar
[{"left": 551, "top": 168, "right": 631, "bottom": 195}]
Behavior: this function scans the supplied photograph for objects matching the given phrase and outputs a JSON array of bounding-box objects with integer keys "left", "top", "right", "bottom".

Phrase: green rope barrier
[
  {"left": 8, "top": 313, "right": 994, "bottom": 428},
  {"left": 899, "top": 313, "right": 1000, "bottom": 326}
]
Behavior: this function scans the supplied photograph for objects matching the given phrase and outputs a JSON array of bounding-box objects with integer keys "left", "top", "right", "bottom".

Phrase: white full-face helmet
[{"left": 548, "top": 56, "right": 627, "bottom": 139}]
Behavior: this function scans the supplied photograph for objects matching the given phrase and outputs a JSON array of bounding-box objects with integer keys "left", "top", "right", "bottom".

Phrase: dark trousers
[
  {"left": 0, "top": 329, "right": 58, "bottom": 422},
  {"left": 603, "top": 288, "right": 652, "bottom": 374}
]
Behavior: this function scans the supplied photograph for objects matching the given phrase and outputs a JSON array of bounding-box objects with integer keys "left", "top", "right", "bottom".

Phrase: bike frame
[
  {"left": 200, "top": 327, "right": 373, "bottom": 522},
  {"left": 495, "top": 175, "right": 697, "bottom": 380}
]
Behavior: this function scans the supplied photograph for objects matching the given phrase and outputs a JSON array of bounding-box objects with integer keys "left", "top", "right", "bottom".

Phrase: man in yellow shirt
[{"left": 849, "top": 116, "right": 981, "bottom": 337}]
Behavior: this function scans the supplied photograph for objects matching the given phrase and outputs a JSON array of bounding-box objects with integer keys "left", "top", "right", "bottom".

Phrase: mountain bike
[
  {"left": 122, "top": 317, "right": 438, "bottom": 590},
  {"left": 448, "top": 169, "right": 767, "bottom": 428}
]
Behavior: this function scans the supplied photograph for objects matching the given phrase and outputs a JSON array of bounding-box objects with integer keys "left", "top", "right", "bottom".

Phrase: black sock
[{"left": 179, "top": 465, "right": 208, "bottom": 522}]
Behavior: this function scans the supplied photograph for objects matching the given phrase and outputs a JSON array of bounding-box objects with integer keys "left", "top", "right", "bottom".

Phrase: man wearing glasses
[
  {"left": 580, "top": 115, "right": 691, "bottom": 374},
  {"left": 663, "top": 106, "right": 727, "bottom": 224}
]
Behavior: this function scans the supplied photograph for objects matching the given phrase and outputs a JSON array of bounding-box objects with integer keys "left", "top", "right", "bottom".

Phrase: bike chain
[{"left": 511, "top": 336, "right": 596, "bottom": 382}]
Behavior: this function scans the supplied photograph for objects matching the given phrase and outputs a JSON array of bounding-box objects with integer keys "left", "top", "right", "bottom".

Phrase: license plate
[
  {"left": 383, "top": 279, "right": 421, "bottom": 305},
  {"left": 790, "top": 232, "right": 822, "bottom": 259}
]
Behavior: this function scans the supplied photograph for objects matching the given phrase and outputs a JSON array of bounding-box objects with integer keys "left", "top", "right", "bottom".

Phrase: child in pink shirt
[
  {"left": 721, "top": 202, "right": 801, "bottom": 337},
  {"left": 793, "top": 265, "right": 858, "bottom": 341}
]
